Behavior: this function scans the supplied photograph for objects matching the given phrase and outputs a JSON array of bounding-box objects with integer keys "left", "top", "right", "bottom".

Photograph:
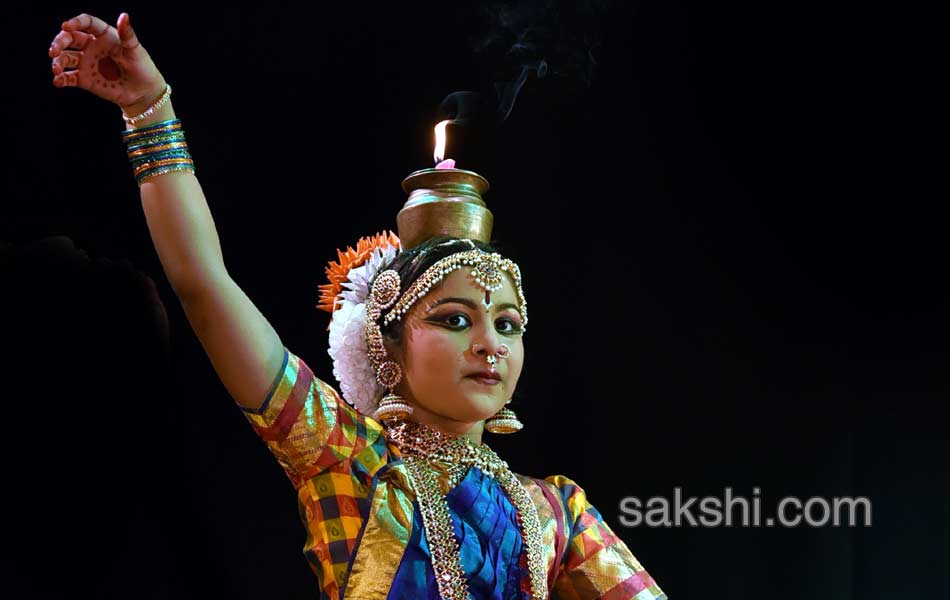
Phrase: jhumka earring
[
  {"left": 481, "top": 344, "right": 524, "bottom": 434},
  {"left": 367, "top": 270, "right": 413, "bottom": 422},
  {"left": 485, "top": 400, "right": 523, "bottom": 434}
]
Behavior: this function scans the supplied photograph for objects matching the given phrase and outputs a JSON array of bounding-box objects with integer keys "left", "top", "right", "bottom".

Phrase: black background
[{"left": 2, "top": 1, "right": 947, "bottom": 598}]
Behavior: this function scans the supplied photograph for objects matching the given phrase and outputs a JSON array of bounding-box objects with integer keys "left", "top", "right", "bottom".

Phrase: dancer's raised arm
[{"left": 50, "top": 12, "right": 284, "bottom": 410}]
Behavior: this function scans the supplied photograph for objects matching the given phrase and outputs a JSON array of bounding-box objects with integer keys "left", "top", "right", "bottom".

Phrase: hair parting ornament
[{"left": 381, "top": 247, "right": 528, "bottom": 328}]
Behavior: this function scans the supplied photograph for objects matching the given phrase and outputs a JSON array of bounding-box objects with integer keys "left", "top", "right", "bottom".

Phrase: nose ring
[{"left": 473, "top": 343, "right": 511, "bottom": 372}]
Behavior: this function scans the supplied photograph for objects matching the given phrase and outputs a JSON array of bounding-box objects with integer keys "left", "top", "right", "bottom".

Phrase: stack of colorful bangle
[{"left": 121, "top": 118, "right": 195, "bottom": 186}]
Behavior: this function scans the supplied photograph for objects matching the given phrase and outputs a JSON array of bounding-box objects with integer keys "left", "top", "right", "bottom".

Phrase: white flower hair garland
[{"left": 317, "top": 233, "right": 401, "bottom": 414}]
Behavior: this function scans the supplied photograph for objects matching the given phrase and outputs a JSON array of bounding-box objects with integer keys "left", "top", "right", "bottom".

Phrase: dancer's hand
[{"left": 49, "top": 13, "right": 167, "bottom": 116}]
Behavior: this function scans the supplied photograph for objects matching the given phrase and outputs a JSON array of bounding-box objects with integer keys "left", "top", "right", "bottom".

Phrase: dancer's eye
[
  {"left": 430, "top": 313, "right": 471, "bottom": 330},
  {"left": 495, "top": 317, "right": 523, "bottom": 335},
  {"left": 447, "top": 313, "right": 471, "bottom": 328}
]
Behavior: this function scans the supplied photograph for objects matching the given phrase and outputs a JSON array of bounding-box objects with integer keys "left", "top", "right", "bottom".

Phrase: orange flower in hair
[{"left": 317, "top": 231, "right": 401, "bottom": 313}]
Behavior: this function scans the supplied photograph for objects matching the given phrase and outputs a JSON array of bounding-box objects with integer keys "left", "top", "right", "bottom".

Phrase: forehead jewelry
[{"left": 382, "top": 249, "right": 527, "bottom": 330}]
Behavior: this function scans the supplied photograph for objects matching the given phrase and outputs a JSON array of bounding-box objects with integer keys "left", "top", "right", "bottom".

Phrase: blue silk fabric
[{"left": 388, "top": 465, "right": 531, "bottom": 599}]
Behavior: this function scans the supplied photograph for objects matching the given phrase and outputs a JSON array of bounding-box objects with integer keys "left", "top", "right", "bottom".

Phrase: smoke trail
[{"left": 436, "top": 1, "right": 610, "bottom": 129}]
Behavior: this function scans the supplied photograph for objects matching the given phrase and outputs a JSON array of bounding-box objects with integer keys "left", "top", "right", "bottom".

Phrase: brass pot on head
[{"left": 398, "top": 168, "right": 493, "bottom": 250}]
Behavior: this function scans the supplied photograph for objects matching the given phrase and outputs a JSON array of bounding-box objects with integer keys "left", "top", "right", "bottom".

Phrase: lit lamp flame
[{"left": 433, "top": 119, "right": 451, "bottom": 164}]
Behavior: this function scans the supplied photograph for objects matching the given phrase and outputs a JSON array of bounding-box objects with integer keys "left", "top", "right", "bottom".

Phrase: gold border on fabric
[
  {"left": 242, "top": 348, "right": 296, "bottom": 423},
  {"left": 343, "top": 465, "right": 415, "bottom": 600}
]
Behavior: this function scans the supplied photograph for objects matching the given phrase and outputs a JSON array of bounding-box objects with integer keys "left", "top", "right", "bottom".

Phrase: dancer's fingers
[
  {"left": 49, "top": 29, "right": 95, "bottom": 57},
  {"left": 117, "top": 13, "right": 140, "bottom": 50},
  {"left": 52, "top": 70, "right": 80, "bottom": 88},
  {"left": 61, "top": 13, "right": 111, "bottom": 37},
  {"left": 48, "top": 31, "right": 72, "bottom": 57},
  {"left": 51, "top": 50, "right": 82, "bottom": 75}
]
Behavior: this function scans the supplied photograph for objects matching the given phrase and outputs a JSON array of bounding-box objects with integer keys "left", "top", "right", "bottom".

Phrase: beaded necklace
[{"left": 385, "top": 419, "right": 547, "bottom": 600}]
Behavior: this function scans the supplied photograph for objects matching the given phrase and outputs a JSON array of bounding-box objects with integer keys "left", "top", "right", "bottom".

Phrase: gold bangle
[{"left": 122, "top": 84, "right": 172, "bottom": 126}]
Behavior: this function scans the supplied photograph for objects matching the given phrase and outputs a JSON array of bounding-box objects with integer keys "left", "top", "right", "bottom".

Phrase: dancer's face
[{"left": 388, "top": 268, "right": 525, "bottom": 432}]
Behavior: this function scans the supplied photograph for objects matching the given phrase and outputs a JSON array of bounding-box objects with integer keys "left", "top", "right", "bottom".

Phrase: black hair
[{"left": 378, "top": 237, "right": 499, "bottom": 343}]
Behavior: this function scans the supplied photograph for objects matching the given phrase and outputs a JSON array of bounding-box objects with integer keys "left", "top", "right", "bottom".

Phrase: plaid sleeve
[
  {"left": 547, "top": 475, "right": 668, "bottom": 600},
  {"left": 239, "top": 346, "right": 387, "bottom": 489}
]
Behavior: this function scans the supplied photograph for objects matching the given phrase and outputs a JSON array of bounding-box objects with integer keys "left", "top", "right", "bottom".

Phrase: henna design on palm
[{"left": 93, "top": 53, "right": 123, "bottom": 90}]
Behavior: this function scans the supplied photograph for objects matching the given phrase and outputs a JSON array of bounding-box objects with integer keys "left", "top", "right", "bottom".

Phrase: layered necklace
[{"left": 385, "top": 419, "right": 548, "bottom": 600}]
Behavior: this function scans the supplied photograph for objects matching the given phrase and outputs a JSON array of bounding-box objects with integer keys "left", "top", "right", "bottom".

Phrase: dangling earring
[
  {"left": 372, "top": 360, "right": 413, "bottom": 422},
  {"left": 367, "top": 270, "right": 412, "bottom": 422},
  {"left": 485, "top": 400, "right": 523, "bottom": 434},
  {"left": 374, "top": 394, "right": 412, "bottom": 422}
]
